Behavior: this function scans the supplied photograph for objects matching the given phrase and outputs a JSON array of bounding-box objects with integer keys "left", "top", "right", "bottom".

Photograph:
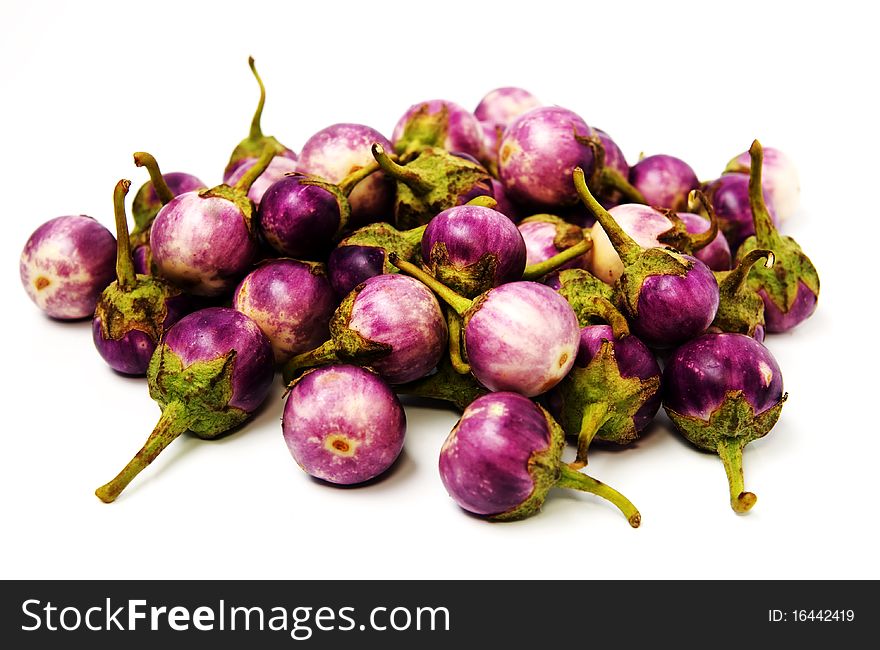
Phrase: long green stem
[
  {"left": 717, "top": 437, "right": 757, "bottom": 513},
  {"left": 573, "top": 167, "right": 642, "bottom": 266},
  {"left": 247, "top": 56, "right": 266, "bottom": 140},
  {"left": 337, "top": 161, "right": 381, "bottom": 196},
  {"left": 95, "top": 401, "right": 191, "bottom": 503},
  {"left": 570, "top": 402, "right": 610, "bottom": 468},
  {"left": 722, "top": 249, "right": 774, "bottom": 296},
  {"left": 599, "top": 167, "right": 647, "bottom": 204},
  {"left": 113, "top": 179, "right": 136, "bottom": 289},
  {"left": 371, "top": 143, "right": 433, "bottom": 195},
  {"left": 133, "top": 152, "right": 175, "bottom": 205},
  {"left": 388, "top": 253, "right": 473, "bottom": 316},
  {"left": 446, "top": 310, "right": 471, "bottom": 374},
  {"left": 748, "top": 140, "right": 783, "bottom": 249},
  {"left": 556, "top": 463, "right": 641, "bottom": 527},
  {"left": 234, "top": 144, "right": 276, "bottom": 194},
  {"left": 282, "top": 339, "right": 340, "bottom": 385},
  {"left": 521, "top": 238, "right": 593, "bottom": 281}
]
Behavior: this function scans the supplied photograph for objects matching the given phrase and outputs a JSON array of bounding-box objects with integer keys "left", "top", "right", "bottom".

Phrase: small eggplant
[
  {"left": 391, "top": 99, "right": 485, "bottom": 162},
  {"left": 629, "top": 154, "right": 699, "bottom": 211}
]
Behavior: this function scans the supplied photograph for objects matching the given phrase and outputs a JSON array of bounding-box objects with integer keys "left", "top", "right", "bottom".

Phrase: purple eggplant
[
  {"left": 591, "top": 200, "right": 728, "bottom": 284},
  {"left": 736, "top": 141, "right": 819, "bottom": 332},
  {"left": 297, "top": 123, "right": 394, "bottom": 228},
  {"left": 663, "top": 332, "right": 786, "bottom": 513},
  {"left": 518, "top": 215, "right": 591, "bottom": 274},
  {"left": 422, "top": 204, "right": 527, "bottom": 298},
  {"left": 704, "top": 172, "right": 776, "bottom": 250},
  {"left": 439, "top": 392, "right": 640, "bottom": 525},
  {"left": 629, "top": 154, "right": 699, "bottom": 211},
  {"left": 391, "top": 99, "right": 485, "bottom": 162},
  {"left": 130, "top": 152, "right": 206, "bottom": 275},
  {"left": 20, "top": 215, "right": 116, "bottom": 320},
  {"left": 282, "top": 364, "right": 405, "bottom": 485},
  {"left": 233, "top": 259, "right": 336, "bottom": 364},
  {"left": 498, "top": 106, "right": 595, "bottom": 208},
  {"left": 391, "top": 256, "right": 579, "bottom": 398},
  {"left": 282, "top": 273, "right": 447, "bottom": 385},
  {"left": 95, "top": 307, "right": 274, "bottom": 502},
  {"left": 710, "top": 249, "right": 775, "bottom": 341},
  {"left": 92, "top": 180, "right": 190, "bottom": 375},
  {"left": 474, "top": 87, "right": 542, "bottom": 127},
  {"left": 548, "top": 298, "right": 661, "bottom": 467},
  {"left": 223, "top": 57, "right": 296, "bottom": 179},
  {"left": 725, "top": 145, "right": 799, "bottom": 222},
  {"left": 258, "top": 173, "right": 349, "bottom": 258},
  {"left": 574, "top": 169, "right": 720, "bottom": 347},
  {"left": 225, "top": 155, "right": 299, "bottom": 208},
  {"left": 371, "top": 143, "right": 492, "bottom": 230},
  {"left": 150, "top": 146, "right": 276, "bottom": 296}
]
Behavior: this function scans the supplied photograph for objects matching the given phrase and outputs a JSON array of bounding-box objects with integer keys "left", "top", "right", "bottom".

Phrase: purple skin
[
  {"left": 575, "top": 325, "right": 661, "bottom": 430},
  {"left": 489, "top": 179, "right": 522, "bottom": 222},
  {"left": 225, "top": 156, "right": 299, "bottom": 208},
  {"left": 663, "top": 333, "right": 783, "bottom": 421},
  {"left": 91, "top": 294, "right": 191, "bottom": 375},
  {"left": 392, "top": 99, "right": 485, "bottom": 161},
  {"left": 465, "top": 282, "right": 579, "bottom": 397},
  {"left": 132, "top": 245, "right": 152, "bottom": 276},
  {"left": 233, "top": 260, "right": 337, "bottom": 364},
  {"left": 134, "top": 172, "right": 206, "bottom": 220},
  {"left": 282, "top": 364, "right": 406, "bottom": 485},
  {"left": 297, "top": 123, "right": 394, "bottom": 228},
  {"left": 327, "top": 244, "right": 387, "bottom": 297},
  {"left": 629, "top": 155, "right": 699, "bottom": 211},
  {"left": 594, "top": 128, "right": 629, "bottom": 179},
  {"left": 726, "top": 147, "right": 799, "bottom": 221},
  {"left": 631, "top": 255, "right": 719, "bottom": 347},
  {"left": 150, "top": 192, "right": 261, "bottom": 297},
  {"left": 422, "top": 205, "right": 527, "bottom": 290},
  {"left": 223, "top": 149, "right": 297, "bottom": 184},
  {"left": 439, "top": 391, "right": 548, "bottom": 515},
  {"left": 760, "top": 282, "right": 817, "bottom": 333},
  {"left": 518, "top": 221, "right": 590, "bottom": 271},
  {"left": 481, "top": 121, "right": 502, "bottom": 158},
  {"left": 258, "top": 175, "right": 342, "bottom": 258},
  {"left": 349, "top": 274, "right": 447, "bottom": 384},
  {"left": 498, "top": 106, "right": 594, "bottom": 208},
  {"left": 705, "top": 174, "right": 777, "bottom": 250},
  {"left": 165, "top": 307, "right": 274, "bottom": 412},
  {"left": 474, "top": 87, "right": 542, "bottom": 125},
  {"left": 680, "top": 213, "right": 732, "bottom": 271},
  {"left": 20, "top": 216, "right": 117, "bottom": 319}
]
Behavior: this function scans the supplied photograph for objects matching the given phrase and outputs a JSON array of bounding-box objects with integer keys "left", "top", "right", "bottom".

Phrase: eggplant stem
[
  {"left": 556, "top": 463, "right": 641, "bottom": 527},
  {"left": 573, "top": 167, "right": 642, "bottom": 266},
  {"left": 748, "top": 140, "right": 783, "bottom": 249},
  {"left": 133, "top": 152, "right": 175, "bottom": 205},
  {"left": 465, "top": 195, "right": 498, "bottom": 209},
  {"left": 388, "top": 253, "right": 473, "bottom": 316},
  {"left": 446, "top": 310, "right": 471, "bottom": 375},
  {"left": 247, "top": 56, "right": 266, "bottom": 140},
  {"left": 282, "top": 339, "right": 339, "bottom": 385},
  {"left": 717, "top": 437, "right": 757, "bottom": 514},
  {"left": 234, "top": 144, "right": 276, "bottom": 194},
  {"left": 724, "top": 249, "right": 775, "bottom": 295},
  {"left": 570, "top": 402, "right": 610, "bottom": 468},
  {"left": 112, "top": 179, "right": 136, "bottom": 289},
  {"left": 337, "top": 161, "right": 381, "bottom": 197},
  {"left": 521, "top": 238, "right": 593, "bottom": 281},
  {"left": 371, "top": 143, "right": 433, "bottom": 195}
]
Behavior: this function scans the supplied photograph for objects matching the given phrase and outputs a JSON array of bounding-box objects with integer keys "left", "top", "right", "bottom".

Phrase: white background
[{"left": 1, "top": 0, "right": 877, "bottom": 580}]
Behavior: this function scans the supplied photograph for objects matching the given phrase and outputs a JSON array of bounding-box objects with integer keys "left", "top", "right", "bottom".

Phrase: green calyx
[
  {"left": 224, "top": 56, "right": 290, "bottom": 177},
  {"left": 296, "top": 175, "right": 352, "bottom": 238},
  {"left": 372, "top": 144, "right": 492, "bottom": 230},
  {"left": 340, "top": 222, "right": 426, "bottom": 276},
  {"left": 393, "top": 102, "right": 450, "bottom": 159},
  {"left": 281, "top": 286, "right": 393, "bottom": 384},
  {"left": 394, "top": 349, "right": 487, "bottom": 411},
  {"left": 737, "top": 140, "right": 819, "bottom": 314},
  {"left": 427, "top": 243, "right": 499, "bottom": 299},
  {"left": 574, "top": 132, "right": 646, "bottom": 205},
  {"left": 389, "top": 253, "right": 475, "bottom": 317},
  {"left": 492, "top": 406, "right": 641, "bottom": 527},
  {"left": 712, "top": 249, "right": 774, "bottom": 337},
  {"left": 95, "top": 347, "right": 250, "bottom": 503},
  {"left": 520, "top": 213, "right": 586, "bottom": 251},
  {"left": 656, "top": 190, "right": 720, "bottom": 254},
  {"left": 666, "top": 390, "right": 787, "bottom": 514},
  {"left": 555, "top": 269, "right": 615, "bottom": 327},
  {"left": 556, "top": 339, "right": 660, "bottom": 466},
  {"left": 616, "top": 247, "right": 692, "bottom": 317}
]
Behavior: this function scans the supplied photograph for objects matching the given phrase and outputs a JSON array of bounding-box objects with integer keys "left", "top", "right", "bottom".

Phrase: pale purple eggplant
[
  {"left": 518, "top": 215, "right": 591, "bottom": 275},
  {"left": 439, "top": 392, "right": 640, "bottom": 525},
  {"left": 224, "top": 57, "right": 296, "bottom": 179},
  {"left": 282, "top": 273, "right": 447, "bottom": 385},
  {"left": 474, "top": 87, "right": 542, "bottom": 126},
  {"left": 736, "top": 141, "right": 819, "bottom": 332},
  {"left": 704, "top": 172, "right": 776, "bottom": 250},
  {"left": 92, "top": 180, "right": 189, "bottom": 375},
  {"left": 725, "top": 146, "right": 799, "bottom": 221},
  {"left": 663, "top": 332, "right": 786, "bottom": 513},
  {"left": 150, "top": 147, "right": 276, "bottom": 296},
  {"left": 548, "top": 298, "right": 661, "bottom": 466},
  {"left": 391, "top": 99, "right": 485, "bottom": 162},
  {"left": 20, "top": 215, "right": 116, "bottom": 320},
  {"left": 95, "top": 307, "right": 274, "bottom": 502},
  {"left": 297, "top": 123, "right": 394, "bottom": 228},
  {"left": 574, "top": 169, "right": 719, "bottom": 347},
  {"left": 233, "top": 259, "right": 336, "bottom": 364},
  {"left": 225, "top": 155, "right": 299, "bottom": 208},
  {"left": 629, "top": 154, "right": 699, "bottom": 211},
  {"left": 371, "top": 143, "right": 492, "bottom": 230},
  {"left": 283, "top": 364, "right": 405, "bottom": 485},
  {"left": 498, "top": 106, "right": 594, "bottom": 208},
  {"left": 391, "top": 255, "right": 579, "bottom": 398}
]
